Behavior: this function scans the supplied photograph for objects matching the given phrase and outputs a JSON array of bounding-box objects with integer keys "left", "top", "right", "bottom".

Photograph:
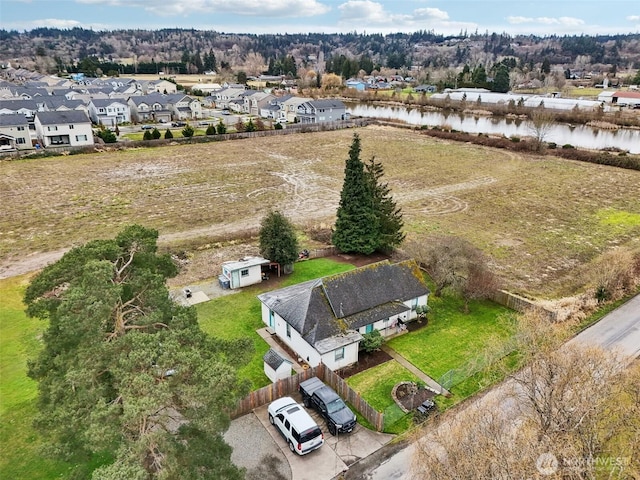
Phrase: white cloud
[
  {"left": 18, "top": 18, "right": 84, "bottom": 29},
  {"left": 338, "top": 1, "right": 389, "bottom": 24},
  {"left": 337, "top": 1, "right": 473, "bottom": 34},
  {"left": 414, "top": 8, "right": 449, "bottom": 22},
  {"left": 507, "top": 15, "right": 584, "bottom": 27},
  {"left": 627, "top": 15, "right": 640, "bottom": 21},
  {"left": 77, "top": 0, "right": 331, "bottom": 17}
]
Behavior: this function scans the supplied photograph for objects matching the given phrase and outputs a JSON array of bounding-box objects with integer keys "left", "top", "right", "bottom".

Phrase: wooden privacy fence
[
  {"left": 491, "top": 289, "right": 558, "bottom": 321},
  {"left": 231, "top": 363, "right": 385, "bottom": 432},
  {"left": 308, "top": 246, "right": 337, "bottom": 259}
]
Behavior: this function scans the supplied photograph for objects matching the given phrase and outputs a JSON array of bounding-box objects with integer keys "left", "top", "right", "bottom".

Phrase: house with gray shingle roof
[
  {"left": 34, "top": 110, "right": 93, "bottom": 148},
  {"left": 296, "top": 99, "right": 347, "bottom": 124},
  {"left": 0, "top": 113, "right": 32, "bottom": 152},
  {"left": 257, "top": 260, "right": 429, "bottom": 370},
  {"left": 88, "top": 98, "right": 131, "bottom": 126}
]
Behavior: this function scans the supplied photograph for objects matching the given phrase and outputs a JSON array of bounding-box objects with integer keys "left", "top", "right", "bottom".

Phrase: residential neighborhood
[{"left": 0, "top": 71, "right": 350, "bottom": 154}]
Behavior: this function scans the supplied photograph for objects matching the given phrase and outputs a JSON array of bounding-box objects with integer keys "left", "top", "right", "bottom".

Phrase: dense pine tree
[
  {"left": 259, "top": 210, "right": 299, "bottom": 268},
  {"left": 332, "top": 134, "right": 380, "bottom": 254},
  {"left": 365, "top": 156, "right": 405, "bottom": 252},
  {"left": 24, "top": 225, "right": 250, "bottom": 479}
]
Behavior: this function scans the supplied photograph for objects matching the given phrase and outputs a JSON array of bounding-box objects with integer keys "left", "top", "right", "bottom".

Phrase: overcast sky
[{"left": 2, "top": 0, "right": 639, "bottom": 36}]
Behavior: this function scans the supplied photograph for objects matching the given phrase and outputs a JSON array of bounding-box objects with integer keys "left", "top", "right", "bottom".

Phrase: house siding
[
  {"left": 260, "top": 305, "right": 322, "bottom": 366},
  {"left": 319, "top": 343, "right": 359, "bottom": 370}
]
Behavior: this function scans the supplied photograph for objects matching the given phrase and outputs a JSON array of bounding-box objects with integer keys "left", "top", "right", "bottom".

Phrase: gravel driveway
[{"left": 224, "top": 412, "right": 291, "bottom": 480}]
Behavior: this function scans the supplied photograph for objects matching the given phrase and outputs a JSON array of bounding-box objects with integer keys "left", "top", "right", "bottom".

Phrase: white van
[{"left": 267, "top": 397, "right": 324, "bottom": 455}]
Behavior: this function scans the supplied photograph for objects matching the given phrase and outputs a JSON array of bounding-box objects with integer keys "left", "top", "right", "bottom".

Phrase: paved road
[
  {"left": 346, "top": 294, "right": 640, "bottom": 480},
  {"left": 567, "top": 294, "right": 640, "bottom": 362}
]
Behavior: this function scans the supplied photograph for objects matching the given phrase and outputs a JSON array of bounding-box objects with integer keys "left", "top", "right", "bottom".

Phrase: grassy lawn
[
  {"left": 347, "top": 360, "right": 422, "bottom": 434},
  {"left": 346, "top": 290, "right": 515, "bottom": 432},
  {"left": 387, "top": 293, "right": 514, "bottom": 381},
  {"left": 0, "top": 275, "right": 75, "bottom": 479}
]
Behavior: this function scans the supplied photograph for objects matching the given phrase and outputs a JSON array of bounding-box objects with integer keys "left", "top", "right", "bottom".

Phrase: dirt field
[{"left": 2, "top": 125, "right": 639, "bottom": 297}]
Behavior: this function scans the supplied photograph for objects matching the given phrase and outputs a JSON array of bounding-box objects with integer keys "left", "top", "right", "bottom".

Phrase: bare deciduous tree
[
  {"left": 528, "top": 108, "right": 556, "bottom": 150},
  {"left": 405, "top": 236, "right": 500, "bottom": 312}
]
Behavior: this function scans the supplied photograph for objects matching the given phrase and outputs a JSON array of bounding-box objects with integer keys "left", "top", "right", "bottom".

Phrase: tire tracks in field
[{"left": 1, "top": 173, "right": 498, "bottom": 279}]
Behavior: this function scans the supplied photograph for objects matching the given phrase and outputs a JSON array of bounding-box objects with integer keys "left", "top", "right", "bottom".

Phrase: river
[{"left": 347, "top": 104, "right": 640, "bottom": 154}]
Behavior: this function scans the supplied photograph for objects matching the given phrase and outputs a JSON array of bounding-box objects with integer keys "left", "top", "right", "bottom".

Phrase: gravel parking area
[{"left": 224, "top": 412, "right": 291, "bottom": 480}]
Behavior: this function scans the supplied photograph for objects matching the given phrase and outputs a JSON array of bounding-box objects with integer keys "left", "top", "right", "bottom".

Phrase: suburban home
[
  {"left": 128, "top": 93, "right": 172, "bottom": 123},
  {"left": 263, "top": 348, "right": 293, "bottom": 383},
  {"left": 167, "top": 93, "right": 202, "bottom": 120},
  {"left": 33, "top": 110, "right": 94, "bottom": 148},
  {"left": 144, "top": 79, "right": 178, "bottom": 95},
  {"left": 211, "top": 87, "right": 247, "bottom": 110},
  {"left": 220, "top": 256, "right": 271, "bottom": 289},
  {"left": 296, "top": 99, "right": 347, "bottom": 124},
  {"left": 88, "top": 98, "right": 132, "bottom": 126},
  {"left": 277, "top": 95, "right": 310, "bottom": 123},
  {"left": 243, "top": 91, "right": 275, "bottom": 116},
  {"left": 414, "top": 84, "right": 437, "bottom": 93},
  {"left": 257, "top": 260, "right": 430, "bottom": 371},
  {"left": 0, "top": 99, "right": 40, "bottom": 118},
  {"left": 0, "top": 113, "right": 32, "bottom": 151},
  {"left": 345, "top": 79, "right": 368, "bottom": 91}
]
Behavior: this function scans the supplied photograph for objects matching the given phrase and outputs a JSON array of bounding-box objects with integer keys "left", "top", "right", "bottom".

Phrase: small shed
[
  {"left": 263, "top": 348, "right": 293, "bottom": 383},
  {"left": 221, "top": 256, "right": 270, "bottom": 289}
]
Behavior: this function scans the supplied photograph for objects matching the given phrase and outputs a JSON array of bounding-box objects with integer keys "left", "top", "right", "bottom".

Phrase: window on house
[
  {"left": 240, "top": 269, "right": 249, "bottom": 277},
  {"left": 16, "top": 138, "right": 26, "bottom": 144},
  {"left": 335, "top": 348, "right": 345, "bottom": 361},
  {"left": 286, "top": 323, "right": 291, "bottom": 338},
  {"left": 69, "top": 125, "right": 74, "bottom": 129},
  {"left": 365, "top": 324, "right": 374, "bottom": 334},
  {"left": 47, "top": 126, "right": 58, "bottom": 131},
  {"left": 411, "top": 298, "right": 419, "bottom": 311},
  {"left": 76, "top": 135, "right": 87, "bottom": 141},
  {"left": 17, "top": 126, "right": 25, "bottom": 131}
]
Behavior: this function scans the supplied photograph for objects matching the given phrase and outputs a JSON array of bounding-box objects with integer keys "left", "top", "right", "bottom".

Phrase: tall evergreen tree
[
  {"left": 332, "top": 134, "right": 380, "bottom": 254},
  {"left": 365, "top": 157, "right": 405, "bottom": 252},
  {"left": 24, "top": 225, "right": 250, "bottom": 479}
]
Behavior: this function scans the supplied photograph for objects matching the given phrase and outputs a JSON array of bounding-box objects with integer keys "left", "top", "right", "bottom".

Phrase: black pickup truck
[{"left": 299, "top": 377, "right": 357, "bottom": 435}]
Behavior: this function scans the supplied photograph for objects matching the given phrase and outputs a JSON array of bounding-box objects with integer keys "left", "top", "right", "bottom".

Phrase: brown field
[{"left": 2, "top": 125, "right": 640, "bottom": 297}]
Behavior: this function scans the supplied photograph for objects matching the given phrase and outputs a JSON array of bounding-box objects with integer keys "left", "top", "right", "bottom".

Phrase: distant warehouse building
[
  {"left": 432, "top": 88, "right": 608, "bottom": 112},
  {"left": 611, "top": 91, "right": 640, "bottom": 108}
]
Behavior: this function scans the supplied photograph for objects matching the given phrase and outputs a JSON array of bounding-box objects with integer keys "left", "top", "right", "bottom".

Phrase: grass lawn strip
[
  {"left": 0, "top": 276, "right": 79, "bottom": 479},
  {"left": 387, "top": 293, "right": 514, "bottom": 381}
]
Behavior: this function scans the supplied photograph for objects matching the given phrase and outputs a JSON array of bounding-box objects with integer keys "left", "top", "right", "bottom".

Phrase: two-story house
[
  {"left": 34, "top": 110, "right": 94, "bottom": 148},
  {"left": 0, "top": 113, "right": 32, "bottom": 152},
  {"left": 88, "top": 98, "right": 132, "bottom": 126},
  {"left": 296, "top": 99, "right": 347, "bottom": 124}
]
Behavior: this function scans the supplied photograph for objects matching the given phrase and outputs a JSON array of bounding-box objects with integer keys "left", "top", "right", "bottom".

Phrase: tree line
[{"left": 3, "top": 27, "right": 639, "bottom": 77}]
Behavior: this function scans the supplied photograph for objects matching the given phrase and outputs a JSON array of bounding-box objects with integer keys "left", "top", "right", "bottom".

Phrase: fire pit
[{"left": 392, "top": 381, "right": 437, "bottom": 413}]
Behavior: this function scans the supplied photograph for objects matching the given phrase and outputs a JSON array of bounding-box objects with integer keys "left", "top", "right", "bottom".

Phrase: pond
[{"left": 347, "top": 103, "right": 640, "bottom": 154}]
